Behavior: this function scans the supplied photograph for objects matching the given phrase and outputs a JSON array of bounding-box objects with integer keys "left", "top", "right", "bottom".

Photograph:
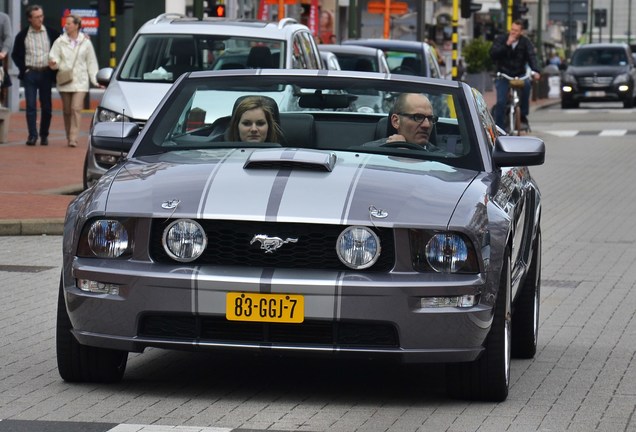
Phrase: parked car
[
  {"left": 83, "top": 14, "right": 322, "bottom": 189},
  {"left": 319, "top": 44, "right": 392, "bottom": 112},
  {"left": 343, "top": 38, "right": 443, "bottom": 79},
  {"left": 58, "top": 69, "right": 544, "bottom": 402},
  {"left": 318, "top": 44, "right": 390, "bottom": 74},
  {"left": 560, "top": 42, "right": 636, "bottom": 108}
]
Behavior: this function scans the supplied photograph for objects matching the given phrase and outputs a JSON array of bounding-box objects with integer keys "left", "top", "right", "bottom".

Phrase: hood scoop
[{"left": 244, "top": 149, "right": 337, "bottom": 172}]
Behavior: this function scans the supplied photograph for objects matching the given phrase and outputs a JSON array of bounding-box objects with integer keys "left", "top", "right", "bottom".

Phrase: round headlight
[
  {"left": 162, "top": 219, "right": 207, "bottom": 262},
  {"left": 336, "top": 226, "right": 381, "bottom": 269},
  {"left": 425, "top": 233, "right": 469, "bottom": 273},
  {"left": 88, "top": 219, "right": 129, "bottom": 258}
]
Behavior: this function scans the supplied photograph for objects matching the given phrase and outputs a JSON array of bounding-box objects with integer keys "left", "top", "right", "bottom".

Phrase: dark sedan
[{"left": 561, "top": 43, "right": 636, "bottom": 108}]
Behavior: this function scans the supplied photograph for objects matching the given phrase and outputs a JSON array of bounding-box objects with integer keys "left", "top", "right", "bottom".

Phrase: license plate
[
  {"left": 585, "top": 90, "right": 605, "bottom": 97},
  {"left": 226, "top": 292, "right": 304, "bottom": 323}
]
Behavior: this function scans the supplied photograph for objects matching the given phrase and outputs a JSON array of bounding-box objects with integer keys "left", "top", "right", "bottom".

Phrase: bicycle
[{"left": 496, "top": 68, "right": 533, "bottom": 136}]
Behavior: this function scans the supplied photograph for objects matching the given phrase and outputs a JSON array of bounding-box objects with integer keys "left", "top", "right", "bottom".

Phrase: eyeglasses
[{"left": 397, "top": 113, "right": 438, "bottom": 124}]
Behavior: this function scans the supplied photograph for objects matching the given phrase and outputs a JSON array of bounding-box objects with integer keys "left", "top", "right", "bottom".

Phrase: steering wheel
[{"left": 380, "top": 141, "right": 422, "bottom": 150}]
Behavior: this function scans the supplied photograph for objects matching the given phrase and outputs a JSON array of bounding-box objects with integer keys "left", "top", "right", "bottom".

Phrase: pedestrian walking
[
  {"left": 48, "top": 14, "right": 100, "bottom": 148},
  {"left": 0, "top": 11, "right": 13, "bottom": 106},
  {"left": 11, "top": 4, "right": 60, "bottom": 146}
]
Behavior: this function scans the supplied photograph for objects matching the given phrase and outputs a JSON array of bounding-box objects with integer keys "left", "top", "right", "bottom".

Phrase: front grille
[
  {"left": 150, "top": 220, "right": 395, "bottom": 271},
  {"left": 139, "top": 314, "right": 399, "bottom": 348},
  {"left": 578, "top": 76, "right": 613, "bottom": 87}
]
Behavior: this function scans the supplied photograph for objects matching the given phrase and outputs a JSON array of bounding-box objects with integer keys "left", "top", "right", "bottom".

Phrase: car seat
[
  {"left": 354, "top": 58, "right": 374, "bottom": 72},
  {"left": 166, "top": 39, "right": 198, "bottom": 78},
  {"left": 247, "top": 46, "right": 274, "bottom": 69}
]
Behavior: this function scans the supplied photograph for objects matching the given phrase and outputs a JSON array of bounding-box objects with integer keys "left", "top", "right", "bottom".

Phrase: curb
[{"left": 0, "top": 219, "right": 65, "bottom": 236}]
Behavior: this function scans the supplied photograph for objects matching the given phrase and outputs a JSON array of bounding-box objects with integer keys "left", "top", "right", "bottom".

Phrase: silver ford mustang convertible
[{"left": 58, "top": 69, "right": 544, "bottom": 402}]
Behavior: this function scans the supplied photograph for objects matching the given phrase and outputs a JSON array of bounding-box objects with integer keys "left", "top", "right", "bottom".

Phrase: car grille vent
[
  {"left": 150, "top": 220, "right": 395, "bottom": 271},
  {"left": 139, "top": 314, "right": 399, "bottom": 348},
  {"left": 578, "top": 76, "right": 613, "bottom": 86}
]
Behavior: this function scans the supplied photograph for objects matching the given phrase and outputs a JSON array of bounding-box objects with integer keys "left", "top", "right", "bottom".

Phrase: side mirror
[
  {"left": 493, "top": 135, "right": 545, "bottom": 167},
  {"left": 96, "top": 67, "right": 114, "bottom": 87},
  {"left": 91, "top": 122, "right": 139, "bottom": 152}
]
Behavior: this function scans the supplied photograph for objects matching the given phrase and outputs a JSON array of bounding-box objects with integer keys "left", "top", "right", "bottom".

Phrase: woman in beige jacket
[{"left": 48, "top": 14, "right": 100, "bottom": 147}]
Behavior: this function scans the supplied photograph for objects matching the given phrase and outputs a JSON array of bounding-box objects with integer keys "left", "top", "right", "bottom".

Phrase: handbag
[
  {"left": 56, "top": 68, "right": 73, "bottom": 85},
  {"left": 56, "top": 40, "right": 83, "bottom": 86}
]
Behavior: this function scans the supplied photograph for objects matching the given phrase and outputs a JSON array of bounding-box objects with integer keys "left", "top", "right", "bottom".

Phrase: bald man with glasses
[{"left": 363, "top": 93, "right": 441, "bottom": 151}]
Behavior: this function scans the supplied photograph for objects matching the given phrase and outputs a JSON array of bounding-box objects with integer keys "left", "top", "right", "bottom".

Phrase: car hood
[
  {"left": 100, "top": 80, "right": 172, "bottom": 121},
  {"left": 566, "top": 65, "right": 629, "bottom": 77},
  {"left": 104, "top": 148, "right": 478, "bottom": 227}
]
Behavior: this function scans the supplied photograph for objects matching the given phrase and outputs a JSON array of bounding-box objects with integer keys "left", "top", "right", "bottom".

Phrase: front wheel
[
  {"left": 446, "top": 252, "right": 511, "bottom": 402},
  {"left": 56, "top": 275, "right": 128, "bottom": 382}
]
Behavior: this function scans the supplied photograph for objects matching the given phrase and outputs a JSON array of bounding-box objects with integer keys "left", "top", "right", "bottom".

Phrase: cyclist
[{"left": 490, "top": 19, "right": 541, "bottom": 130}]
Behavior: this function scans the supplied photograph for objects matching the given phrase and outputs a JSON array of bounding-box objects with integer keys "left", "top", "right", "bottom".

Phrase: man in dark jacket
[
  {"left": 490, "top": 19, "right": 540, "bottom": 130},
  {"left": 11, "top": 4, "right": 60, "bottom": 145}
]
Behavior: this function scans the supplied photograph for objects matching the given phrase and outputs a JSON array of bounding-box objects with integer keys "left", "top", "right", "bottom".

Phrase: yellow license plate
[{"left": 226, "top": 292, "right": 304, "bottom": 323}]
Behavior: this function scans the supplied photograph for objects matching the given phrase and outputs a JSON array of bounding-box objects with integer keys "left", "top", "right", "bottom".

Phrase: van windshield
[{"left": 118, "top": 34, "right": 284, "bottom": 82}]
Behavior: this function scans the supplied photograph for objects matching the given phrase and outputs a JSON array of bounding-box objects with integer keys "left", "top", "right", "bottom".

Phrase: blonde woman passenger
[{"left": 48, "top": 14, "right": 101, "bottom": 147}]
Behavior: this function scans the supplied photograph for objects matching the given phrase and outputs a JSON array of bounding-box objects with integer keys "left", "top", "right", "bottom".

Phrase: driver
[{"left": 364, "top": 93, "right": 440, "bottom": 150}]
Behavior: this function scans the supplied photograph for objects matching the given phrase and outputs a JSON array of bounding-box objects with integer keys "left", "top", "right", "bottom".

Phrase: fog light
[
  {"left": 618, "top": 84, "right": 629, "bottom": 92},
  {"left": 561, "top": 86, "right": 573, "bottom": 93},
  {"left": 420, "top": 294, "right": 478, "bottom": 308},
  {"left": 78, "top": 279, "right": 120, "bottom": 295}
]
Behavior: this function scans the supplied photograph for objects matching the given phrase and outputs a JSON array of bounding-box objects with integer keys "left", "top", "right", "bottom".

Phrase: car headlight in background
[
  {"left": 336, "top": 226, "right": 381, "bottom": 269},
  {"left": 410, "top": 230, "right": 479, "bottom": 273},
  {"left": 95, "top": 107, "right": 132, "bottom": 124},
  {"left": 162, "top": 219, "right": 207, "bottom": 262}
]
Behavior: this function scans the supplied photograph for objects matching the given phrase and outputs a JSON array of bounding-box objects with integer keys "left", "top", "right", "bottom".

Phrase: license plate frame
[
  {"left": 585, "top": 90, "right": 606, "bottom": 97},
  {"left": 226, "top": 292, "right": 304, "bottom": 323}
]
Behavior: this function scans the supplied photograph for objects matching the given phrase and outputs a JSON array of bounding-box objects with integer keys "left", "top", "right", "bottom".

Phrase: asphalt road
[{"left": 1, "top": 105, "right": 635, "bottom": 432}]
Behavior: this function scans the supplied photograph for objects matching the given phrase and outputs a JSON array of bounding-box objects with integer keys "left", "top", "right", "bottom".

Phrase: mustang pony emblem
[{"left": 250, "top": 234, "right": 298, "bottom": 253}]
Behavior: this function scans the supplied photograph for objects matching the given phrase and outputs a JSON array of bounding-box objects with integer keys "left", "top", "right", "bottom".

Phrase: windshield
[
  {"left": 118, "top": 34, "right": 284, "bottom": 82},
  {"left": 571, "top": 47, "right": 628, "bottom": 66},
  {"left": 136, "top": 73, "right": 480, "bottom": 171}
]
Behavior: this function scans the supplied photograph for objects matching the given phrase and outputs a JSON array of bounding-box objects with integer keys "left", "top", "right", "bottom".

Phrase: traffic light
[
  {"left": 460, "top": 0, "right": 482, "bottom": 19},
  {"left": 207, "top": 1, "right": 226, "bottom": 17},
  {"left": 512, "top": 1, "right": 529, "bottom": 20}
]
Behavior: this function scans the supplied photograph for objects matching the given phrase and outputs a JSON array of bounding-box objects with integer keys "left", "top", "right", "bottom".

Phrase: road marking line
[{"left": 599, "top": 129, "right": 627, "bottom": 136}]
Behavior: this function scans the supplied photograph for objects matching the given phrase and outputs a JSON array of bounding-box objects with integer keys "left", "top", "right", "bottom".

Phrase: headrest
[
  {"left": 354, "top": 58, "right": 374, "bottom": 72},
  {"left": 247, "top": 46, "right": 274, "bottom": 68},
  {"left": 400, "top": 57, "right": 421, "bottom": 74},
  {"left": 170, "top": 39, "right": 196, "bottom": 56}
]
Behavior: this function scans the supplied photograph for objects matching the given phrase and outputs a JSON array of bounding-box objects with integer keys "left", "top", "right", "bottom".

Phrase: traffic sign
[{"left": 367, "top": 1, "right": 408, "bottom": 15}]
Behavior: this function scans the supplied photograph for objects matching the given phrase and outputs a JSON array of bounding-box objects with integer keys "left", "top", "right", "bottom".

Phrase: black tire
[
  {"left": 623, "top": 97, "right": 634, "bottom": 109},
  {"left": 56, "top": 276, "right": 128, "bottom": 383},
  {"left": 446, "top": 252, "right": 511, "bottom": 402},
  {"left": 512, "top": 229, "right": 541, "bottom": 359},
  {"left": 561, "top": 99, "right": 578, "bottom": 109}
]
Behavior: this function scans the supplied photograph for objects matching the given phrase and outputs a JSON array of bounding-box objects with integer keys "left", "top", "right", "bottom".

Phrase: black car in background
[{"left": 560, "top": 43, "right": 636, "bottom": 108}]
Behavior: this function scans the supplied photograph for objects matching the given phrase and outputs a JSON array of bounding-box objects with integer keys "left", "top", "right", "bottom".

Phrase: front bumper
[{"left": 64, "top": 259, "right": 494, "bottom": 363}]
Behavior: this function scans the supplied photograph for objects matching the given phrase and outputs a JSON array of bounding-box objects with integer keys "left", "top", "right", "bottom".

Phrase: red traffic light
[{"left": 208, "top": 2, "right": 226, "bottom": 17}]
